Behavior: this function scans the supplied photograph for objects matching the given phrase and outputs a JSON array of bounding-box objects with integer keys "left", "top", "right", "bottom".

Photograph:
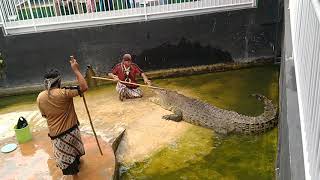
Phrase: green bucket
[{"left": 14, "top": 124, "right": 32, "bottom": 144}]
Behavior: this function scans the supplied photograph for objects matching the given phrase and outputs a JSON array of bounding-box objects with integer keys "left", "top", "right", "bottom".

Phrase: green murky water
[
  {"left": 0, "top": 94, "right": 38, "bottom": 114},
  {"left": 121, "top": 65, "right": 279, "bottom": 180}
]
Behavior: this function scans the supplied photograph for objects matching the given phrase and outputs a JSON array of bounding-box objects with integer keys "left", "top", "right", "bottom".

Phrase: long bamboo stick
[
  {"left": 91, "top": 76, "right": 165, "bottom": 90},
  {"left": 69, "top": 55, "right": 103, "bottom": 155},
  {"left": 81, "top": 93, "right": 103, "bottom": 156}
]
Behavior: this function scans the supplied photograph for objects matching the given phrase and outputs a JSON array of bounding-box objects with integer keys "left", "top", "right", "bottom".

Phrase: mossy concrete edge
[{"left": 0, "top": 57, "right": 275, "bottom": 97}]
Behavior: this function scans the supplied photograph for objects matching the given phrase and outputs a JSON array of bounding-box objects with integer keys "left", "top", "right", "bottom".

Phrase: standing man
[
  {"left": 37, "top": 58, "right": 88, "bottom": 176},
  {"left": 127, "top": 0, "right": 135, "bottom": 8},
  {"left": 99, "top": 0, "right": 114, "bottom": 11},
  {"left": 0, "top": 52, "right": 6, "bottom": 87},
  {"left": 54, "top": 0, "right": 81, "bottom": 15},
  {"left": 86, "top": 0, "right": 96, "bottom": 12},
  {"left": 108, "top": 54, "right": 151, "bottom": 101}
]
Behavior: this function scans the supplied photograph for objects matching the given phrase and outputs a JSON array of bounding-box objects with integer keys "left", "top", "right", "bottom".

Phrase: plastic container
[{"left": 14, "top": 124, "right": 32, "bottom": 144}]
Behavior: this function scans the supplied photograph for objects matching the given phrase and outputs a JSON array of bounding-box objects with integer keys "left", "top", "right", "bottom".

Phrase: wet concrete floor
[
  {"left": 0, "top": 130, "right": 115, "bottom": 180},
  {"left": 0, "top": 86, "right": 191, "bottom": 165}
]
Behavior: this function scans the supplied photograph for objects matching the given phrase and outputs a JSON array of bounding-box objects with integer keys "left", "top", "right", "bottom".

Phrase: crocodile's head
[{"left": 150, "top": 89, "right": 178, "bottom": 108}]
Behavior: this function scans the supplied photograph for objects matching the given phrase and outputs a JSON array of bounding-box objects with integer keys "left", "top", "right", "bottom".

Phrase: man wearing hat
[{"left": 108, "top": 54, "right": 151, "bottom": 101}]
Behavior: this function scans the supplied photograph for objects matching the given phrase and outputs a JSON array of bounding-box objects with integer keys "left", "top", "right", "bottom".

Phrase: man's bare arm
[
  {"left": 70, "top": 58, "right": 88, "bottom": 93},
  {"left": 141, "top": 73, "right": 151, "bottom": 85},
  {"left": 108, "top": 73, "right": 120, "bottom": 81}
]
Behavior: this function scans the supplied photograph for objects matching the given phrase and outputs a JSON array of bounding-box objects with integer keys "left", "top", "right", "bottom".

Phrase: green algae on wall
[{"left": 121, "top": 65, "right": 279, "bottom": 180}]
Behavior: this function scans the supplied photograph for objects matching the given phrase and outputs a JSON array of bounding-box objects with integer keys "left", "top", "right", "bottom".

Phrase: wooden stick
[
  {"left": 92, "top": 76, "right": 165, "bottom": 90},
  {"left": 82, "top": 93, "right": 103, "bottom": 156},
  {"left": 69, "top": 55, "right": 102, "bottom": 155}
]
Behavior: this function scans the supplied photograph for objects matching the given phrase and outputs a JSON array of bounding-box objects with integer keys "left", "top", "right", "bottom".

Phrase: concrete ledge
[
  {"left": 88, "top": 57, "right": 275, "bottom": 87},
  {"left": 145, "top": 57, "right": 274, "bottom": 79},
  {"left": 0, "top": 81, "right": 77, "bottom": 98}
]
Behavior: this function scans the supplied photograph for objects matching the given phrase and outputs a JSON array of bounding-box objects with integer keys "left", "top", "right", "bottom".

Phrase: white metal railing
[
  {"left": 0, "top": 0, "right": 256, "bottom": 35},
  {"left": 290, "top": 0, "right": 320, "bottom": 179}
]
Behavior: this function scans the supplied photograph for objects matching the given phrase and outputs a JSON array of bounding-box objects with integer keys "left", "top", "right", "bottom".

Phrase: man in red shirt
[{"left": 108, "top": 54, "right": 151, "bottom": 101}]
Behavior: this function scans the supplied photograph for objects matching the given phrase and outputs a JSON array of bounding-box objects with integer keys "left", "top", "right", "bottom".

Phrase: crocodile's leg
[{"left": 162, "top": 108, "right": 183, "bottom": 122}]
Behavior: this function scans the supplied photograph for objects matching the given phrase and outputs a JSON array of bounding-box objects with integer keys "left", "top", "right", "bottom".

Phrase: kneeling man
[{"left": 108, "top": 54, "right": 151, "bottom": 101}]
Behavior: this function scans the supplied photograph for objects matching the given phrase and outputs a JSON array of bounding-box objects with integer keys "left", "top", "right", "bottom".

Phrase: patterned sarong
[
  {"left": 50, "top": 126, "right": 85, "bottom": 175},
  {"left": 116, "top": 82, "right": 143, "bottom": 99}
]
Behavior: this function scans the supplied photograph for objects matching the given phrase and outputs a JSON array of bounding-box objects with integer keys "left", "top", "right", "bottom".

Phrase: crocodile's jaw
[{"left": 149, "top": 97, "right": 160, "bottom": 105}]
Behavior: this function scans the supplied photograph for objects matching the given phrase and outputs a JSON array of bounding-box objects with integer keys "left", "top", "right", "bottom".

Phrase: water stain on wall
[{"left": 134, "top": 38, "right": 233, "bottom": 70}]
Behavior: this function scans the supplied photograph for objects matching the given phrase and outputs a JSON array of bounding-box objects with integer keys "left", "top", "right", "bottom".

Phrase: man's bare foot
[
  {"left": 119, "top": 92, "right": 125, "bottom": 101},
  {"left": 62, "top": 175, "right": 74, "bottom": 180},
  {"left": 72, "top": 174, "right": 79, "bottom": 180}
]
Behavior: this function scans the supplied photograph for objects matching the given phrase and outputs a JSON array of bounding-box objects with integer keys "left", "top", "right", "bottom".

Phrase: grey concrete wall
[
  {"left": 0, "top": 0, "right": 282, "bottom": 87},
  {"left": 277, "top": 0, "right": 305, "bottom": 179},
  {"left": 278, "top": 56, "right": 305, "bottom": 180}
]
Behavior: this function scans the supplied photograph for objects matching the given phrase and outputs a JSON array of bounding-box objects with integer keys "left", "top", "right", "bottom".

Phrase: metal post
[
  {"left": 0, "top": 2, "right": 7, "bottom": 35},
  {"left": 27, "top": 0, "right": 37, "bottom": 32},
  {"left": 144, "top": 0, "right": 147, "bottom": 20},
  {"left": 253, "top": 0, "right": 257, "bottom": 8}
]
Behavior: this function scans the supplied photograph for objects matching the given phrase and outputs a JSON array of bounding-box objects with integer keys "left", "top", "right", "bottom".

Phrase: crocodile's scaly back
[{"left": 151, "top": 89, "right": 278, "bottom": 135}]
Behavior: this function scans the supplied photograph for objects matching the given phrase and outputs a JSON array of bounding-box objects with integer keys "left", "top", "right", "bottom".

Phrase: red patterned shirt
[{"left": 112, "top": 63, "right": 143, "bottom": 89}]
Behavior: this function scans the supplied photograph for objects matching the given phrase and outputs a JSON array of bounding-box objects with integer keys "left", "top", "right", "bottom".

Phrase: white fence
[
  {"left": 290, "top": 0, "right": 320, "bottom": 179},
  {"left": 0, "top": 0, "right": 256, "bottom": 35}
]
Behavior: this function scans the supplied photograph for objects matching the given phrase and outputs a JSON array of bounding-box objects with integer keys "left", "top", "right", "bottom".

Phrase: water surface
[{"left": 121, "top": 65, "right": 279, "bottom": 180}]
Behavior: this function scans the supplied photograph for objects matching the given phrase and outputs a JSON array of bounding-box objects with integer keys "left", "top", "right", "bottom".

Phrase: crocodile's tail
[{"left": 233, "top": 94, "right": 278, "bottom": 134}]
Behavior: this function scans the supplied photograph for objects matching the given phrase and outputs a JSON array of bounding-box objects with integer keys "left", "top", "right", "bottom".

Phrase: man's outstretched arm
[
  {"left": 70, "top": 58, "right": 88, "bottom": 93},
  {"left": 141, "top": 73, "right": 151, "bottom": 85},
  {"left": 108, "top": 73, "right": 120, "bottom": 82}
]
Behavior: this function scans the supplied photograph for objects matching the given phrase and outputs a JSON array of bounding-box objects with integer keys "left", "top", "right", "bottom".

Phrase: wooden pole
[
  {"left": 69, "top": 55, "right": 103, "bottom": 155},
  {"left": 91, "top": 76, "right": 165, "bottom": 90},
  {"left": 82, "top": 93, "right": 103, "bottom": 156}
]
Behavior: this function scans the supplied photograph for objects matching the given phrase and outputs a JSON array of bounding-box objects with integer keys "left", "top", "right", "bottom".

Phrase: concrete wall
[
  {"left": 0, "top": 0, "right": 282, "bottom": 87},
  {"left": 277, "top": 0, "right": 305, "bottom": 179}
]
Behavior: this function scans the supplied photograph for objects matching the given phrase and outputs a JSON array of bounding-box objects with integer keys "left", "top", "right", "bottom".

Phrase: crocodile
[{"left": 150, "top": 89, "right": 278, "bottom": 135}]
